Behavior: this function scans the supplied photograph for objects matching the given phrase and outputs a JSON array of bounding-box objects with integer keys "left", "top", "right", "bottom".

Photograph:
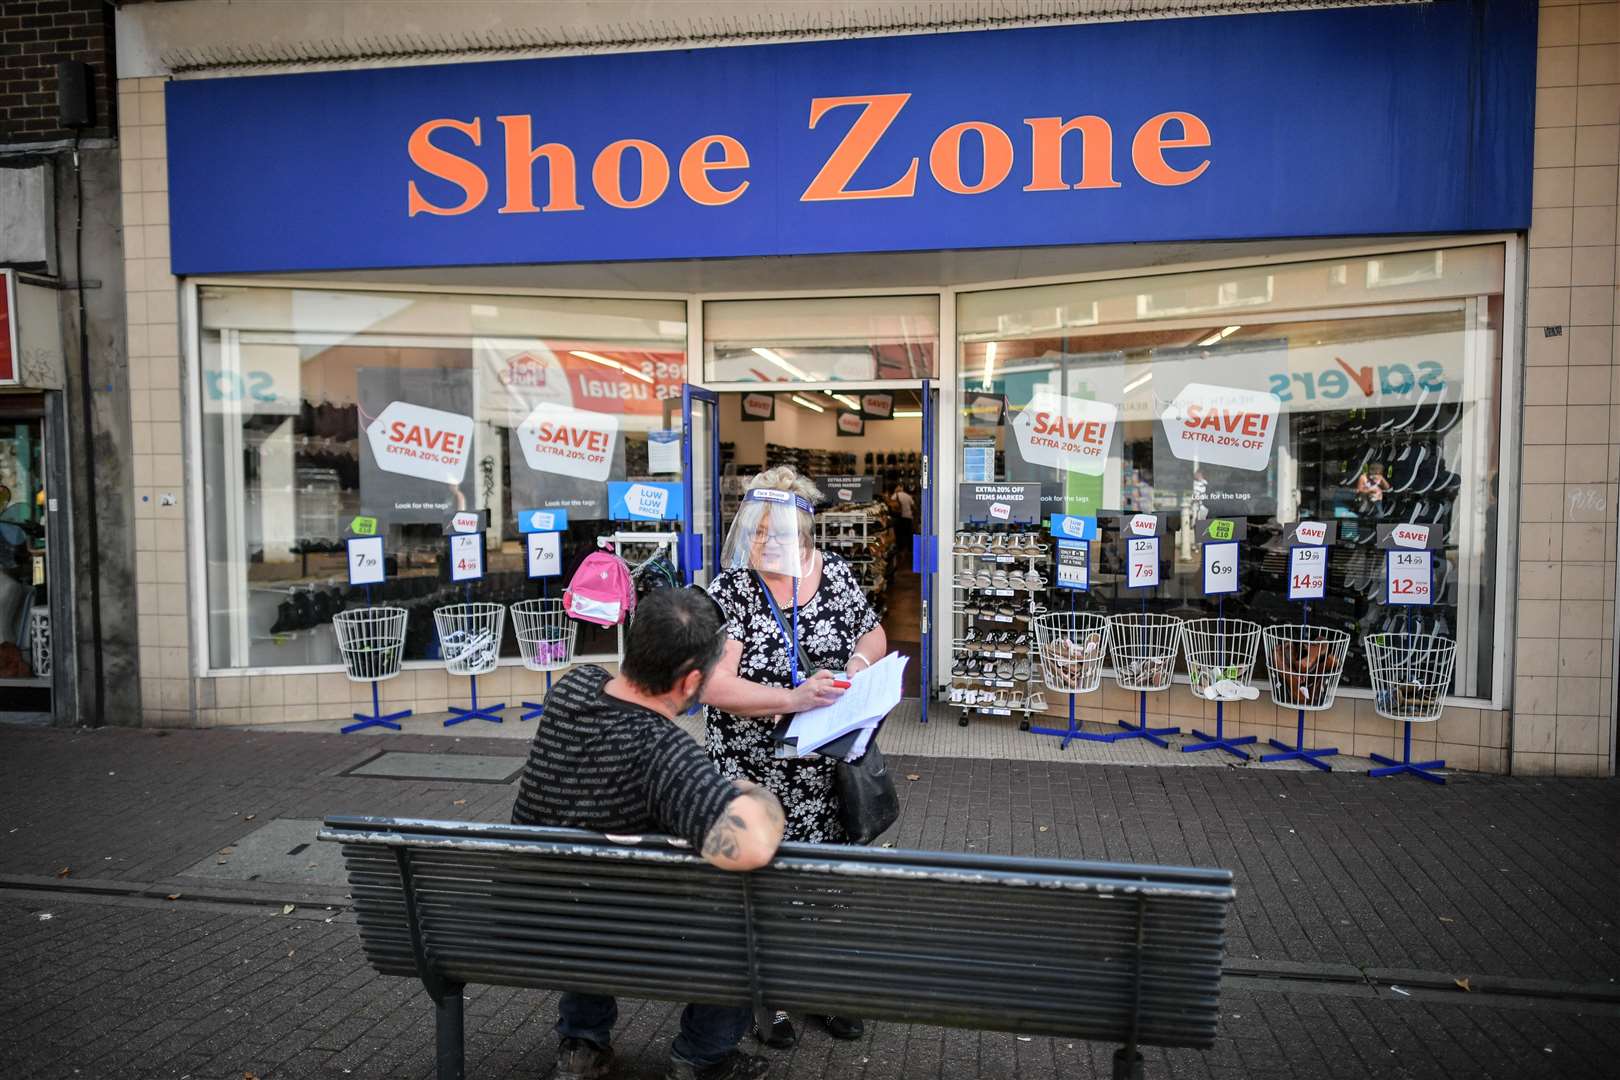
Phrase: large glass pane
[
  {"left": 705, "top": 295, "right": 938, "bottom": 383},
  {"left": 955, "top": 245, "right": 1505, "bottom": 699},
  {"left": 199, "top": 286, "right": 687, "bottom": 670}
]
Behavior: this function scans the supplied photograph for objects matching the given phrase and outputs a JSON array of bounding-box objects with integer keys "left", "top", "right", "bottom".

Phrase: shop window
[
  {"left": 954, "top": 244, "right": 1506, "bottom": 702},
  {"left": 197, "top": 286, "right": 688, "bottom": 671},
  {"left": 704, "top": 295, "right": 939, "bottom": 383}
]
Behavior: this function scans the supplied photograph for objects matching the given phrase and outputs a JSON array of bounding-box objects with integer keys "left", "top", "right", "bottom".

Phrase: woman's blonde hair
[{"left": 747, "top": 465, "right": 821, "bottom": 552}]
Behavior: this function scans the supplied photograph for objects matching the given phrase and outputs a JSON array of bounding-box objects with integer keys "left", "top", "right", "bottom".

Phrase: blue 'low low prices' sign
[
  {"left": 166, "top": 5, "right": 1530, "bottom": 274},
  {"left": 609, "top": 481, "right": 685, "bottom": 521}
]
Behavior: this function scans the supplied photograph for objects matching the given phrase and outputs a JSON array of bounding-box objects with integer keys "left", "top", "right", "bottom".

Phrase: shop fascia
[{"left": 407, "top": 96, "right": 1212, "bottom": 216}]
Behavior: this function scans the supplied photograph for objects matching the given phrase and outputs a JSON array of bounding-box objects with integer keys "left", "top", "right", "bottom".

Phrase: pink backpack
[{"left": 564, "top": 550, "right": 637, "bottom": 627}]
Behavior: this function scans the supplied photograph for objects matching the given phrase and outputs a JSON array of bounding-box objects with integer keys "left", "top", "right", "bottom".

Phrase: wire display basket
[
  {"left": 1181, "top": 617, "right": 1263, "bottom": 700},
  {"left": 1033, "top": 612, "right": 1110, "bottom": 694},
  {"left": 1262, "top": 624, "right": 1350, "bottom": 711},
  {"left": 433, "top": 603, "right": 506, "bottom": 677},
  {"left": 332, "top": 606, "right": 408, "bottom": 683},
  {"left": 1108, "top": 613, "right": 1183, "bottom": 692},
  {"left": 511, "top": 598, "right": 577, "bottom": 672},
  {"left": 1364, "top": 632, "right": 1456, "bottom": 722}
]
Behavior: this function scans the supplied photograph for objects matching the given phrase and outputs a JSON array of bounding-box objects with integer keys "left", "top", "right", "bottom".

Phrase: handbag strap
[{"left": 753, "top": 571, "right": 813, "bottom": 685}]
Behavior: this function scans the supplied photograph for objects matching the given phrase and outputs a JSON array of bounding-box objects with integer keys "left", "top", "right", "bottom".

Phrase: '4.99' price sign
[
  {"left": 450, "top": 533, "right": 485, "bottom": 583},
  {"left": 1287, "top": 546, "right": 1326, "bottom": 601},
  {"left": 1385, "top": 550, "right": 1432, "bottom": 606}
]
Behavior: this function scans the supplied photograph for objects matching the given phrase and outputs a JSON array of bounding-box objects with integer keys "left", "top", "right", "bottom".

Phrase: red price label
[{"left": 1288, "top": 546, "right": 1326, "bottom": 600}]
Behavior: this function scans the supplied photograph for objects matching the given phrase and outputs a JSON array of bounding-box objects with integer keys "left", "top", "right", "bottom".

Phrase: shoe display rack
[
  {"left": 1272, "top": 393, "right": 1462, "bottom": 687},
  {"left": 863, "top": 450, "right": 921, "bottom": 496},
  {"left": 815, "top": 507, "right": 894, "bottom": 619},
  {"left": 947, "top": 527, "right": 1052, "bottom": 728},
  {"left": 766, "top": 442, "right": 856, "bottom": 478}
]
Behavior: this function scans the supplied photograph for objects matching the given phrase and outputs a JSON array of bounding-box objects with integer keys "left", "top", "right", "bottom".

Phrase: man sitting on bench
[{"left": 513, "top": 586, "right": 786, "bottom": 1080}]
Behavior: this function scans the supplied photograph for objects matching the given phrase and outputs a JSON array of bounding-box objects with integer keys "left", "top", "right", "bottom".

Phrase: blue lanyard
[{"left": 753, "top": 571, "right": 805, "bottom": 687}]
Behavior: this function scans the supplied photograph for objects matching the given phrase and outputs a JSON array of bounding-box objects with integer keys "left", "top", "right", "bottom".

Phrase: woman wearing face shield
[{"left": 700, "top": 466, "right": 886, "bottom": 1047}]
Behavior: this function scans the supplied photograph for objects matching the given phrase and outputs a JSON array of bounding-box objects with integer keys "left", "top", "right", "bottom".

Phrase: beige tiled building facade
[{"left": 105, "top": 0, "right": 1616, "bottom": 778}]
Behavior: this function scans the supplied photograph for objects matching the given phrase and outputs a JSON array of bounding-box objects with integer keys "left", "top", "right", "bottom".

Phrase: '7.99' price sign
[
  {"left": 450, "top": 532, "right": 485, "bottom": 583},
  {"left": 1385, "top": 550, "right": 1432, "bottom": 606},
  {"left": 1127, "top": 536, "right": 1160, "bottom": 589},
  {"left": 1287, "top": 546, "right": 1326, "bottom": 601}
]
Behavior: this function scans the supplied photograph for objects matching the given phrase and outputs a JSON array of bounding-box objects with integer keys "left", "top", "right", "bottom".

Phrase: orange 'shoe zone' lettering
[{"left": 406, "top": 96, "right": 1211, "bottom": 216}]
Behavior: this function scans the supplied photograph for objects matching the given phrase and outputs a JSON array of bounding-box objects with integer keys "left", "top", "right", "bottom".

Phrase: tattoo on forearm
[{"left": 702, "top": 814, "right": 748, "bottom": 860}]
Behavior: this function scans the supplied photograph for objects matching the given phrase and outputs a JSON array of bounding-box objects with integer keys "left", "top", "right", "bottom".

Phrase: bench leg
[
  {"left": 436, "top": 984, "right": 465, "bottom": 1080},
  {"left": 1112, "top": 1046, "right": 1143, "bottom": 1080}
]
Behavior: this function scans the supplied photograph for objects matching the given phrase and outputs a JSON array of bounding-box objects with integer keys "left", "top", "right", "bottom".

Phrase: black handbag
[{"left": 753, "top": 572, "right": 900, "bottom": 845}]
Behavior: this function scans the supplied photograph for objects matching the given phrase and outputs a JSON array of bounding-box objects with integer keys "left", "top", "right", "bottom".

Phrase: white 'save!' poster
[
  {"left": 1010, "top": 389, "right": 1118, "bottom": 477},
  {"left": 359, "top": 368, "right": 477, "bottom": 525}
]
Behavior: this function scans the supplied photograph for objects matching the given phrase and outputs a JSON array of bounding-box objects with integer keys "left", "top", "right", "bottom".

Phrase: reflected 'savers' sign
[{"left": 166, "top": 5, "right": 1531, "bottom": 274}]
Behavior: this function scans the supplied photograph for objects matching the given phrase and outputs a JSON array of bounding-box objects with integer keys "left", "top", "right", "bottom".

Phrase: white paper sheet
[{"left": 785, "top": 652, "right": 908, "bottom": 756}]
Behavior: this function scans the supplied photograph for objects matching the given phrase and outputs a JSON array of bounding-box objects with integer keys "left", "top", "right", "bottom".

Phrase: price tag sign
[
  {"left": 1386, "top": 550, "right": 1432, "bottom": 606},
  {"left": 1202, "top": 541, "right": 1239, "bottom": 595},
  {"left": 1056, "top": 539, "right": 1089, "bottom": 591},
  {"left": 1127, "top": 536, "right": 1160, "bottom": 589},
  {"left": 450, "top": 533, "right": 485, "bottom": 582},
  {"left": 346, "top": 536, "right": 385, "bottom": 586},
  {"left": 526, "top": 531, "right": 561, "bottom": 579},
  {"left": 1287, "top": 546, "right": 1327, "bottom": 600}
]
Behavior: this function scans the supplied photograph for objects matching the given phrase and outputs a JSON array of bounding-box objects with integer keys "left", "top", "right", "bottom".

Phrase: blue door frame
[{"left": 679, "top": 385, "right": 722, "bottom": 585}]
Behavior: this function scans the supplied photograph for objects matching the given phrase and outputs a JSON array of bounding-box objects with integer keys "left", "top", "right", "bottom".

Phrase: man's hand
[
  {"left": 700, "top": 782, "right": 786, "bottom": 872},
  {"left": 789, "top": 669, "right": 847, "bottom": 713}
]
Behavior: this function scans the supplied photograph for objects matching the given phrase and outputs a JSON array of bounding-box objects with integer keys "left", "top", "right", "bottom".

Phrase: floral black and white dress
[{"left": 705, "top": 552, "right": 880, "bottom": 844}]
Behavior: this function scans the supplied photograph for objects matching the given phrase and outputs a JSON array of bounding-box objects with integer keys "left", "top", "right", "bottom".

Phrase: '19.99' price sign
[
  {"left": 1385, "top": 550, "right": 1432, "bottom": 606},
  {"left": 1288, "top": 546, "right": 1326, "bottom": 601}
]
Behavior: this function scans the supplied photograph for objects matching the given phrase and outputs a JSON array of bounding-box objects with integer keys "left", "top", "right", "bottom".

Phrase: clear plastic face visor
[{"left": 720, "top": 489, "right": 813, "bottom": 578}]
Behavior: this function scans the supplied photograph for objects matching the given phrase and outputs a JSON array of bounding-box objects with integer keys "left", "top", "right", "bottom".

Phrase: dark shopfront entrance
[{"left": 711, "top": 388, "right": 930, "bottom": 697}]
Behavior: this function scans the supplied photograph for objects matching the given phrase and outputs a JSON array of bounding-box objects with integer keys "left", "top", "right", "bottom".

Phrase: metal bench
[{"left": 321, "top": 815, "right": 1235, "bottom": 1080}]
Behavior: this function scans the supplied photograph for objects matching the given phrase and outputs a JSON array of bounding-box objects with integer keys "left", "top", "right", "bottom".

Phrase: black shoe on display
[
  {"left": 552, "top": 1036, "right": 614, "bottom": 1080},
  {"left": 269, "top": 599, "right": 296, "bottom": 635},
  {"left": 820, "top": 1015, "right": 865, "bottom": 1040}
]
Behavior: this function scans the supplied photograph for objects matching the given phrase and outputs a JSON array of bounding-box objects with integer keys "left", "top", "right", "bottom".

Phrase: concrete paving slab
[
  {"left": 177, "top": 817, "right": 347, "bottom": 887},
  {"left": 344, "top": 751, "right": 524, "bottom": 783}
]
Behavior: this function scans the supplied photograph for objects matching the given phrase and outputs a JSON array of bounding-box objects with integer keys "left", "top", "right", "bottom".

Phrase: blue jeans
[{"left": 557, "top": 991, "right": 750, "bottom": 1067}]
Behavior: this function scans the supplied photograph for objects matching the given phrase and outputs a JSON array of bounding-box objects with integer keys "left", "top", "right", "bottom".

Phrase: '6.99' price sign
[
  {"left": 1385, "top": 550, "right": 1432, "bottom": 606},
  {"left": 1288, "top": 546, "right": 1326, "bottom": 601}
]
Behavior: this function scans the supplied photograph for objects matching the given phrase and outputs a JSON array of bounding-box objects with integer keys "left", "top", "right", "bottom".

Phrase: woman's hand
[{"left": 789, "top": 669, "right": 848, "bottom": 712}]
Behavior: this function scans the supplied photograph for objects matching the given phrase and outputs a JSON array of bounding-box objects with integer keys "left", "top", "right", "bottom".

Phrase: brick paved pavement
[{"left": 1, "top": 726, "right": 1617, "bottom": 1079}]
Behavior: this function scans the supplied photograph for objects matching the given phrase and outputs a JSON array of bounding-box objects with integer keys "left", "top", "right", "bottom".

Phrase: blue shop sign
[{"left": 167, "top": 3, "right": 1532, "bottom": 274}]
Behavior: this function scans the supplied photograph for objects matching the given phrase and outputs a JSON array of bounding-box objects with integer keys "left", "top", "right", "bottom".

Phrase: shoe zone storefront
[{"left": 147, "top": 3, "right": 1551, "bottom": 772}]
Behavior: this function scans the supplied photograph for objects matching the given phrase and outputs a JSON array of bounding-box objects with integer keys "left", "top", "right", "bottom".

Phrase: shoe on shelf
[
  {"left": 753, "top": 1010, "right": 797, "bottom": 1049},
  {"left": 1027, "top": 691, "right": 1048, "bottom": 711},
  {"left": 666, "top": 1049, "right": 773, "bottom": 1080},
  {"left": 820, "top": 1015, "right": 865, "bottom": 1040},
  {"left": 552, "top": 1037, "right": 614, "bottom": 1080}
]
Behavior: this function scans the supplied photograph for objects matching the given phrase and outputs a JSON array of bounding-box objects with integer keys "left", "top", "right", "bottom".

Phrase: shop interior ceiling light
[
  {"left": 752, "top": 346, "right": 821, "bottom": 382},
  {"left": 981, "top": 340, "right": 997, "bottom": 390},
  {"left": 790, "top": 394, "right": 825, "bottom": 413},
  {"left": 1122, "top": 370, "right": 1153, "bottom": 395},
  {"left": 827, "top": 391, "right": 861, "bottom": 409},
  {"left": 571, "top": 349, "right": 652, "bottom": 384},
  {"left": 1196, "top": 325, "right": 1242, "bottom": 347}
]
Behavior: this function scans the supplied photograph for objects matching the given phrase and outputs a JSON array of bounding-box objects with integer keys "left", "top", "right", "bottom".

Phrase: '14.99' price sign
[
  {"left": 1385, "top": 550, "right": 1432, "bottom": 606},
  {"left": 1287, "top": 546, "right": 1326, "bottom": 601},
  {"left": 450, "top": 533, "right": 485, "bottom": 583},
  {"left": 1127, "top": 536, "right": 1160, "bottom": 589}
]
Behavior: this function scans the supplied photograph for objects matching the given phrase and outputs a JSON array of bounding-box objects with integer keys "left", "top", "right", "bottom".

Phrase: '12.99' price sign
[
  {"left": 450, "top": 533, "right": 485, "bottom": 583},
  {"left": 1385, "top": 550, "right": 1432, "bottom": 606},
  {"left": 1288, "top": 546, "right": 1326, "bottom": 601},
  {"left": 1127, "top": 536, "right": 1160, "bottom": 589}
]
